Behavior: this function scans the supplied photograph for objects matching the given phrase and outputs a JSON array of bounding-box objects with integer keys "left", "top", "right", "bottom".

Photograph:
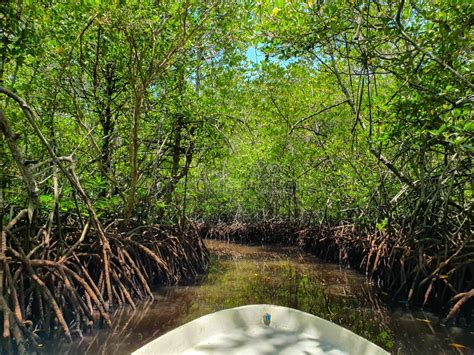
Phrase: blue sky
[
  {"left": 246, "top": 46, "right": 265, "bottom": 64},
  {"left": 245, "top": 45, "right": 299, "bottom": 67}
]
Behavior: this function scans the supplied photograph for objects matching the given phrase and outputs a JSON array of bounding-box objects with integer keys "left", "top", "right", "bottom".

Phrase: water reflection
[
  {"left": 42, "top": 240, "right": 473, "bottom": 355},
  {"left": 182, "top": 253, "right": 394, "bottom": 350}
]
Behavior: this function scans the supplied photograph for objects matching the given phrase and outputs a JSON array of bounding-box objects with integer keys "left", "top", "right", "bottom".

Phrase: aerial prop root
[
  {"left": 194, "top": 221, "right": 471, "bottom": 321},
  {"left": 1, "top": 223, "right": 208, "bottom": 353}
]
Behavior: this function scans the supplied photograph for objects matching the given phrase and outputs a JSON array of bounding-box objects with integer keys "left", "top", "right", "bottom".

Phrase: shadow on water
[{"left": 43, "top": 240, "right": 473, "bottom": 355}]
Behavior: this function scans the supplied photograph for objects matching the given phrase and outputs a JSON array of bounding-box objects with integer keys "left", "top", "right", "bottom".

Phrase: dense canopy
[{"left": 0, "top": 1, "right": 472, "bottom": 352}]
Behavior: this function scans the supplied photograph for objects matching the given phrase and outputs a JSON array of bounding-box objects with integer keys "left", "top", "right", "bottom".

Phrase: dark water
[{"left": 44, "top": 241, "right": 473, "bottom": 354}]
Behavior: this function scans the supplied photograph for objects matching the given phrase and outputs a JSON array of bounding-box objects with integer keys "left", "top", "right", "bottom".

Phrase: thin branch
[{"left": 289, "top": 100, "right": 349, "bottom": 134}]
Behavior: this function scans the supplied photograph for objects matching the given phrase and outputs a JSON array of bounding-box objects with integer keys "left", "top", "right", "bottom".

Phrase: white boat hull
[{"left": 132, "top": 304, "right": 389, "bottom": 354}]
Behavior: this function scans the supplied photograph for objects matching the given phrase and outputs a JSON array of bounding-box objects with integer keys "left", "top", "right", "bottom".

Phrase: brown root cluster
[
  {"left": 194, "top": 221, "right": 473, "bottom": 323},
  {"left": 0, "top": 219, "right": 208, "bottom": 354}
]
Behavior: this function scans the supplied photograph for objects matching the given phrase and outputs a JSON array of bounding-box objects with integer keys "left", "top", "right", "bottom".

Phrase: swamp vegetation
[
  {"left": 0, "top": 0, "right": 473, "bottom": 353},
  {"left": 43, "top": 241, "right": 474, "bottom": 354}
]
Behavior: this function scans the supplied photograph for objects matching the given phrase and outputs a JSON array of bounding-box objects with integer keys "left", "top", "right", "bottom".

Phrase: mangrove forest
[{"left": 0, "top": 0, "right": 473, "bottom": 353}]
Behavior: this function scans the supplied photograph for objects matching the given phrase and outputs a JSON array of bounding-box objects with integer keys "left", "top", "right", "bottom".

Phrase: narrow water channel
[{"left": 44, "top": 240, "right": 473, "bottom": 354}]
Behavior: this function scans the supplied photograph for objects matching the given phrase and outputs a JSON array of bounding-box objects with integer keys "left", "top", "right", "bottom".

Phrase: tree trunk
[
  {"left": 98, "top": 62, "right": 117, "bottom": 197},
  {"left": 125, "top": 85, "right": 143, "bottom": 219},
  {"left": 0, "top": 109, "right": 39, "bottom": 221},
  {"left": 0, "top": 129, "right": 5, "bottom": 306}
]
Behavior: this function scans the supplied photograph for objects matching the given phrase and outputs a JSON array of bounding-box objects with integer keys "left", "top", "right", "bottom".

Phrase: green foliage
[
  {"left": 1, "top": 1, "right": 471, "bottom": 238},
  {"left": 186, "top": 0, "right": 472, "bottom": 236}
]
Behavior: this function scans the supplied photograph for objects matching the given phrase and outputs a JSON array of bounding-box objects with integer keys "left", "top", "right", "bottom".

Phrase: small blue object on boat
[{"left": 263, "top": 312, "right": 271, "bottom": 326}]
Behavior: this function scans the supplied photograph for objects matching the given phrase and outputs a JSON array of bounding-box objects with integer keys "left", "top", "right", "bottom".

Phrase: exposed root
[
  {"left": 194, "top": 220, "right": 473, "bottom": 322},
  {"left": 1, "top": 220, "right": 208, "bottom": 353},
  {"left": 447, "top": 289, "right": 474, "bottom": 320}
]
